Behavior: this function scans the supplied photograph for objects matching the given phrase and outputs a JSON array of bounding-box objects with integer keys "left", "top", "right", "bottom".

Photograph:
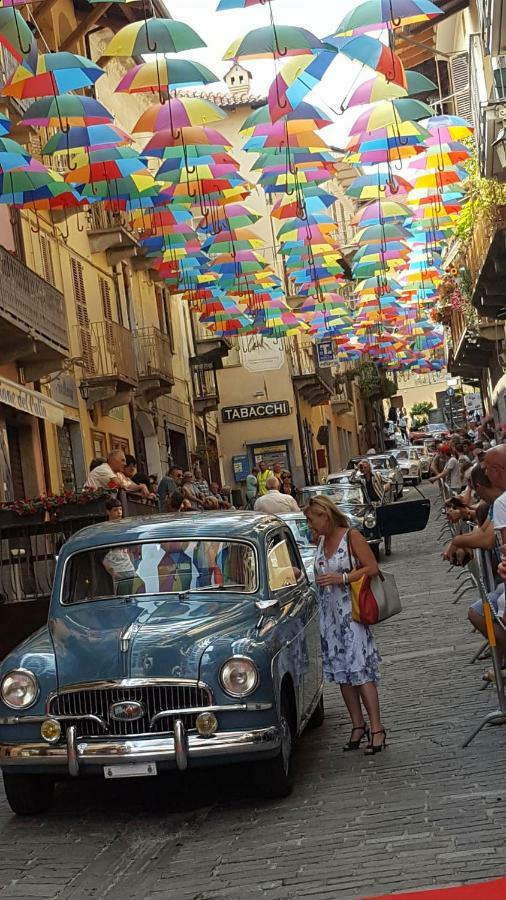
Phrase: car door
[
  {"left": 376, "top": 497, "right": 431, "bottom": 536},
  {"left": 266, "top": 529, "right": 320, "bottom": 729}
]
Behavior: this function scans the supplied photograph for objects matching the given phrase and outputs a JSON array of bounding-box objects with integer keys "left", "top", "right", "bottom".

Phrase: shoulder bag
[{"left": 346, "top": 530, "right": 402, "bottom": 625}]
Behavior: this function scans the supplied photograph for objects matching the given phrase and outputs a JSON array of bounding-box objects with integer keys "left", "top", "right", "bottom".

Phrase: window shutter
[
  {"left": 39, "top": 234, "right": 55, "bottom": 286},
  {"left": 449, "top": 52, "right": 472, "bottom": 122},
  {"left": 99, "top": 276, "right": 116, "bottom": 348},
  {"left": 71, "top": 258, "right": 93, "bottom": 372}
]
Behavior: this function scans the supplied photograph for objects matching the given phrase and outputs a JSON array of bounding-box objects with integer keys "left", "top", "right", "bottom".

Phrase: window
[
  {"left": 155, "top": 285, "right": 174, "bottom": 352},
  {"left": 71, "top": 258, "right": 93, "bottom": 372},
  {"left": 110, "top": 435, "right": 129, "bottom": 455},
  {"left": 91, "top": 430, "right": 106, "bottom": 458},
  {"left": 39, "top": 234, "right": 55, "bottom": 286},
  {"left": 267, "top": 533, "right": 303, "bottom": 591},
  {"left": 62, "top": 540, "right": 258, "bottom": 603},
  {"left": 99, "top": 277, "right": 116, "bottom": 345}
]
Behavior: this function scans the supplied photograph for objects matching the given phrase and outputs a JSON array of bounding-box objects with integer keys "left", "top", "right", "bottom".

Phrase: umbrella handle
[
  {"left": 30, "top": 207, "right": 40, "bottom": 235},
  {"left": 14, "top": 11, "right": 32, "bottom": 56},
  {"left": 75, "top": 209, "right": 84, "bottom": 233},
  {"left": 67, "top": 153, "right": 77, "bottom": 172},
  {"left": 142, "top": 0, "right": 158, "bottom": 53},
  {"left": 58, "top": 208, "right": 69, "bottom": 241},
  {"left": 270, "top": 5, "right": 287, "bottom": 57},
  {"left": 182, "top": 141, "right": 196, "bottom": 175}
]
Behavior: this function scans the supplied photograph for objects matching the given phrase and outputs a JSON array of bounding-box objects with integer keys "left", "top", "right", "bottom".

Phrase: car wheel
[
  {"left": 3, "top": 772, "right": 54, "bottom": 816},
  {"left": 255, "top": 690, "right": 294, "bottom": 799},
  {"left": 308, "top": 692, "right": 325, "bottom": 729}
]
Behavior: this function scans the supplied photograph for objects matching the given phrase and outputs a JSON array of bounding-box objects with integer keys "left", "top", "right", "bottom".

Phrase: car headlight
[
  {"left": 410, "top": 465, "right": 418, "bottom": 474},
  {"left": 220, "top": 656, "right": 259, "bottom": 697},
  {"left": 364, "top": 511, "right": 377, "bottom": 529},
  {"left": 0, "top": 669, "right": 39, "bottom": 709}
]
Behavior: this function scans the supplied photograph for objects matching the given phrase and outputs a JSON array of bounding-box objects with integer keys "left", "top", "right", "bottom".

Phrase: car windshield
[
  {"left": 285, "top": 517, "right": 315, "bottom": 547},
  {"left": 395, "top": 450, "right": 409, "bottom": 461},
  {"left": 62, "top": 540, "right": 258, "bottom": 603},
  {"left": 300, "top": 485, "right": 363, "bottom": 506}
]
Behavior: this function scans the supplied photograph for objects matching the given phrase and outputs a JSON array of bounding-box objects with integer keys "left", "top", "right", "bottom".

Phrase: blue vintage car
[{"left": 0, "top": 512, "right": 324, "bottom": 814}]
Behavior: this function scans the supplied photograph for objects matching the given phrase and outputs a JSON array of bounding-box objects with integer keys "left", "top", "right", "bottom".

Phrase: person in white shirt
[
  {"left": 84, "top": 449, "right": 151, "bottom": 499},
  {"left": 430, "top": 446, "right": 461, "bottom": 494},
  {"left": 254, "top": 476, "right": 300, "bottom": 514}
]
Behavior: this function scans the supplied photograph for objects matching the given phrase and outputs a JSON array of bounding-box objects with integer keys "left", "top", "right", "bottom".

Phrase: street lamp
[{"left": 493, "top": 128, "right": 506, "bottom": 169}]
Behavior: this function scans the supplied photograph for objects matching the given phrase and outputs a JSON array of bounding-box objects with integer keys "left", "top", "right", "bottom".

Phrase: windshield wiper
[{"left": 178, "top": 583, "right": 248, "bottom": 598}]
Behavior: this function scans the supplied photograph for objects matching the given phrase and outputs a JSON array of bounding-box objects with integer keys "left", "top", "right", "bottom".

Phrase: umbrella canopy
[
  {"left": 224, "top": 25, "right": 323, "bottom": 60},
  {"left": 133, "top": 97, "right": 226, "bottom": 133},
  {"left": 322, "top": 36, "right": 408, "bottom": 88},
  {"left": 0, "top": 9, "right": 34, "bottom": 61},
  {"left": 103, "top": 19, "right": 206, "bottom": 57},
  {"left": 42, "top": 124, "right": 132, "bottom": 155},
  {"left": 115, "top": 58, "right": 219, "bottom": 93},
  {"left": 350, "top": 98, "right": 434, "bottom": 134},
  {"left": 21, "top": 95, "right": 113, "bottom": 127},
  {"left": 3, "top": 52, "right": 104, "bottom": 99},
  {"left": 335, "top": 0, "right": 442, "bottom": 33}
]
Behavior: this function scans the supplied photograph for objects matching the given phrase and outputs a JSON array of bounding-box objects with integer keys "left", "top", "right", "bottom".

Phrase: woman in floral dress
[{"left": 305, "top": 495, "right": 386, "bottom": 754}]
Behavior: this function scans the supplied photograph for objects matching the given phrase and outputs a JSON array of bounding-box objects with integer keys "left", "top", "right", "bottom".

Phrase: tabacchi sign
[{"left": 221, "top": 401, "right": 290, "bottom": 423}]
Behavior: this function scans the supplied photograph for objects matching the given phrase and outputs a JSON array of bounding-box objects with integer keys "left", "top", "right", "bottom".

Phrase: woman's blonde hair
[{"left": 304, "top": 494, "right": 349, "bottom": 529}]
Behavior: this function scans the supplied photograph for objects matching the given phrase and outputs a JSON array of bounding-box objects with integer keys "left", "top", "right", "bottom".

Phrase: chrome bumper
[{"left": 0, "top": 724, "right": 281, "bottom": 776}]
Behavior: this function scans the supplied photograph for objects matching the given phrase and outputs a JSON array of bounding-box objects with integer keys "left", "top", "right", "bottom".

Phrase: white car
[
  {"left": 411, "top": 444, "right": 431, "bottom": 478},
  {"left": 393, "top": 447, "right": 423, "bottom": 485}
]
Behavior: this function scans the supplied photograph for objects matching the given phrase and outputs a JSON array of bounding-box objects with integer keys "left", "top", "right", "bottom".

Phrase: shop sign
[
  {"left": 0, "top": 376, "right": 64, "bottom": 427},
  {"left": 232, "top": 454, "right": 250, "bottom": 481},
  {"left": 49, "top": 374, "right": 79, "bottom": 409},
  {"left": 316, "top": 341, "right": 335, "bottom": 368},
  {"left": 222, "top": 401, "right": 290, "bottom": 423}
]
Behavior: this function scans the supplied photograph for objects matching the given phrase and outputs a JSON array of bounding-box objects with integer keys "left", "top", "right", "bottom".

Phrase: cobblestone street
[{"left": 1, "top": 485, "right": 506, "bottom": 899}]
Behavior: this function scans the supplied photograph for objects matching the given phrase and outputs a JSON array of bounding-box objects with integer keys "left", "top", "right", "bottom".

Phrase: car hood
[{"left": 49, "top": 595, "right": 257, "bottom": 689}]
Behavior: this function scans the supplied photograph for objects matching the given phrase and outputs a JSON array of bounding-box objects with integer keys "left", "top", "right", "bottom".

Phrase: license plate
[{"left": 104, "top": 762, "right": 157, "bottom": 779}]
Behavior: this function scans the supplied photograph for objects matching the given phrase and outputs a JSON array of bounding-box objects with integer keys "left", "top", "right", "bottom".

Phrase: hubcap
[{"left": 280, "top": 716, "right": 292, "bottom": 776}]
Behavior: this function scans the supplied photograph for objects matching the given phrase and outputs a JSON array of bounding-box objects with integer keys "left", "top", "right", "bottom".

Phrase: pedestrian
[
  {"left": 157, "top": 465, "right": 183, "bottom": 511},
  {"left": 125, "top": 454, "right": 151, "bottom": 489},
  {"left": 85, "top": 450, "right": 151, "bottom": 499},
  {"left": 181, "top": 471, "right": 204, "bottom": 509},
  {"left": 166, "top": 490, "right": 192, "bottom": 512},
  {"left": 193, "top": 463, "right": 211, "bottom": 500},
  {"left": 254, "top": 476, "right": 300, "bottom": 513},
  {"left": 257, "top": 460, "right": 273, "bottom": 496},
  {"left": 105, "top": 496, "right": 123, "bottom": 521},
  {"left": 351, "top": 458, "right": 392, "bottom": 555},
  {"left": 209, "top": 482, "right": 232, "bottom": 509},
  {"left": 430, "top": 443, "right": 461, "bottom": 494},
  {"left": 272, "top": 461, "right": 284, "bottom": 480},
  {"left": 280, "top": 471, "right": 298, "bottom": 501},
  {"left": 383, "top": 420, "right": 396, "bottom": 450},
  {"left": 246, "top": 465, "right": 259, "bottom": 508},
  {"left": 399, "top": 411, "right": 408, "bottom": 441},
  {"left": 304, "top": 495, "right": 386, "bottom": 754}
]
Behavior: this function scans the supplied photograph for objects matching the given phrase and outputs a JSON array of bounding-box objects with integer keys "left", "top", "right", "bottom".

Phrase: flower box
[
  {"left": 55, "top": 497, "right": 108, "bottom": 521},
  {"left": 0, "top": 508, "right": 46, "bottom": 530}
]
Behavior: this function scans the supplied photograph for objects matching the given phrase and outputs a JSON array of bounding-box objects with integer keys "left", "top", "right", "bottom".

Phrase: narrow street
[{"left": 1, "top": 484, "right": 506, "bottom": 900}]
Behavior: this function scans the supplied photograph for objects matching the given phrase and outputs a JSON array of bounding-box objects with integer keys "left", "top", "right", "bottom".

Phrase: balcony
[
  {"left": 192, "top": 316, "right": 231, "bottom": 366},
  {"left": 477, "top": 0, "right": 506, "bottom": 57},
  {"left": 190, "top": 357, "right": 219, "bottom": 415},
  {"left": 78, "top": 321, "right": 137, "bottom": 412},
  {"left": 288, "top": 338, "right": 334, "bottom": 406},
  {"left": 86, "top": 206, "right": 140, "bottom": 266},
  {"left": 447, "top": 305, "right": 498, "bottom": 378},
  {"left": 469, "top": 33, "right": 506, "bottom": 179},
  {"left": 135, "top": 326, "right": 174, "bottom": 400},
  {"left": 465, "top": 202, "right": 506, "bottom": 313},
  {"left": 0, "top": 246, "right": 69, "bottom": 380}
]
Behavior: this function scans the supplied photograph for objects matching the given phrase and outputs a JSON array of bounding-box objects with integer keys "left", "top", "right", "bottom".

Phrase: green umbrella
[{"left": 224, "top": 25, "right": 322, "bottom": 61}]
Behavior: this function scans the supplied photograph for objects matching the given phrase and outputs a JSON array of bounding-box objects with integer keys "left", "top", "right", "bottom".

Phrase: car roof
[{"left": 58, "top": 511, "right": 280, "bottom": 557}]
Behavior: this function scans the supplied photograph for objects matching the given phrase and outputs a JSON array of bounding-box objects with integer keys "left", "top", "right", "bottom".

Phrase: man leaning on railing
[{"left": 85, "top": 450, "right": 155, "bottom": 501}]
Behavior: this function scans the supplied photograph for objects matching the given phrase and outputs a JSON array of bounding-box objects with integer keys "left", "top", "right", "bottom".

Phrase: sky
[{"left": 166, "top": 0, "right": 363, "bottom": 143}]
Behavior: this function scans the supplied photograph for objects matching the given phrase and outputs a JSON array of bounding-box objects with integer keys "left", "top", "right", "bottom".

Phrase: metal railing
[
  {"left": 0, "top": 245, "right": 68, "bottom": 352},
  {"left": 80, "top": 321, "right": 137, "bottom": 383},
  {"left": 288, "top": 337, "right": 335, "bottom": 392},
  {"left": 467, "top": 203, "right": 506, "bottom": 292},
  {"left": 192, "top": 363, "right": 218, "bottom": 402},
  {"left": 87, "top": 205, "right": 130, "bottom": 232},
  {"left": 135, "top": 326, "right": 174, "bottom": 382}
]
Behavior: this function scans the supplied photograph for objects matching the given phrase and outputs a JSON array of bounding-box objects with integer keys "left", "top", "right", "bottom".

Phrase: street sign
[{"left": 316, "top": 340, "right": 335, "bottom": 368}]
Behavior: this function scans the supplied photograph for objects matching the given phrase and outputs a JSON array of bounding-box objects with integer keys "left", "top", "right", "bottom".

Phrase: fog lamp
[
  {"left": 196, "top": 712, "right": 218, "bottom": 736},
  {"left": 40, "top": 719, "right": 61, "bottom": 743}
]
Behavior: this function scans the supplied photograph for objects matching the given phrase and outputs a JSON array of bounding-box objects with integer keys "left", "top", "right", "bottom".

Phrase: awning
[{"left": 0, "top": 376, "right": 64, "bottom": 427}]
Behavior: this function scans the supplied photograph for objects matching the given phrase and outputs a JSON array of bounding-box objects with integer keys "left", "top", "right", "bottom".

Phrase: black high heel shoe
[
  {"left": 364, "top": 728, "right": 387, "bottom": 755},
  {"left": 343, "top": 724, "right": 370, "bottom": 751}
]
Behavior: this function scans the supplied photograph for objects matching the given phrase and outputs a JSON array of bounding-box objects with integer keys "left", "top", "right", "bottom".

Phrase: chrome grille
[{"left": 48, "top": 683, "right": 212, "bottom": 738}]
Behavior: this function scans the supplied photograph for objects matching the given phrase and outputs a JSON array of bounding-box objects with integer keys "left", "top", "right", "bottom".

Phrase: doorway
[{"left": 135, "top": 411, "right": 162, "bottom": 479}]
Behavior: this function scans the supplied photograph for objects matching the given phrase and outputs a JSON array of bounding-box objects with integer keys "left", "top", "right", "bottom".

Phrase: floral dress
[{"left": 315, "top": 531, "right": 380, "bottom": 686}]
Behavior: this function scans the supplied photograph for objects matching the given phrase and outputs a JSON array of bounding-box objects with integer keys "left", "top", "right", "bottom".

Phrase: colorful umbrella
[
  {"left": 42, "top": 124, "right": 132, "bottom": 156},
  {"left": 320, "top": 36, "right": 407, "bottom": 88},
  {"left": 103, "top": 19, "right": 206, "bottom": 57},
  {"left": 21, "top": 95, "right": 113, "bottom": 127},
  {"left": 335, "top": 0, "right": 442, "bottom": 33},
  {"left": 2, "top": 52, "right": 104, "bottom": 99},
  {"left": 115, "top": 59, "right": 219, "bottom": 94},
  {"left": 133, "top": 98, "right": 226, "bottom": 134},
  {"left": 224, "top": 25, "right": 323, "bottom": 60},
  {"left": 349, "top": 99, "right": 434, "bottom": 134},
  {"left": 0, "top": 9, "right": 34, "bottom": 60}
]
